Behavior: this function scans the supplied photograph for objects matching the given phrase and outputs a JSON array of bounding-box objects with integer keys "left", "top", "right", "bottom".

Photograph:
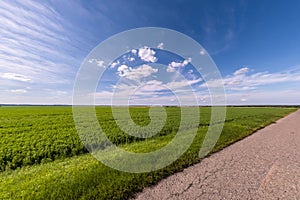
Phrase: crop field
[{"left": 0, "top": 106, "right": 297, "bottom": 199}]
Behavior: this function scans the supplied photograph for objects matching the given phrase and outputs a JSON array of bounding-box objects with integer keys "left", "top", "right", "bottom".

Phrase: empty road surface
[{"left": 134, "top": 109, "right": 300, "bottom": 200}]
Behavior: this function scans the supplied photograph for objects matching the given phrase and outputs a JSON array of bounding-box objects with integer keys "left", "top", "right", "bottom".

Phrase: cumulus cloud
[
  {"left": 117, "top": 65, "right": 130, "bottom": 77},
  {"left": 170, "top": 58, "right": 192, "bottom": 68},
  {"left": 157, "top": 42, "right": 164, "bottom": 49},
  {"left": 117, "top": 64, "right": 158, "bottom": 80},
  {"left": 166, "top": 66, "right": 176, "bottom": 73},
  {"left": 169, "top": 62, "right": 182, "bottom": 68},
  {"left": 200, "top": 49, "right": 206, "bottom": 55},
  {"left": 110, "top": 62, "right": 117, "bottom": 68},
  {"left": 138, "top": 46, "right": 158, "bottom": 63},
  {"left": 88, "top": 59, "right": 105, "bottom": 68},
  {"left": 96, "top": 60, "right": 105, "bottom": 68},
  {"left": 188, "top": 69, "right": 193, "bottom": 74},
  {"left": 131, "top": 49, "right": 137, "bottom": 54},
  {"left": 110, "top": 60, "right": 120, "bottom": 68},
  {"left": 1, "top": 73, "right": 31, "bottom": 82},
  {"left": 167, "top": 58, "right": 192, "bottom": 72},
  {"left": 96, "top": 66, "right": 300, "bottom": 105},
  {"left": 183, "top": 58, "right": 192, "bottom": 65}
]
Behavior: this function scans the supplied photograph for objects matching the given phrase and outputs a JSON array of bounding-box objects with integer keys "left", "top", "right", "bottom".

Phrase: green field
[{"left": 0, "top": 106, "right": 297, "bottom": 199}]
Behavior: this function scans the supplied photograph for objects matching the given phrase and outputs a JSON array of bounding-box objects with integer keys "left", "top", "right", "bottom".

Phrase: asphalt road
[{"left": 134, "top": 109, "right": 300, "bottom": 200}]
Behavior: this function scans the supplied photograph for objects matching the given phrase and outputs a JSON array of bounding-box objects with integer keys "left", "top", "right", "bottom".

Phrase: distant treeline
[
  {"left": 225, "top": 105, "right": 300, "bottom": 108},
  {"left": 0, "top": 104, "right": 299, "bottom": 108},
  {"left": 0, "top": 104, "right": 71, "bottom": 107}
]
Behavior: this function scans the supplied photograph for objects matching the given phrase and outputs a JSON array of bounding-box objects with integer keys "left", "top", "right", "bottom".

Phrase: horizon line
[{"left": 0, "top": 104, "right": 299, "bottom": 107}]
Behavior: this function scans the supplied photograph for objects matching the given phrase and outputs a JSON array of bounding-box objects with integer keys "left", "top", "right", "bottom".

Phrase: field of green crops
[{"left": 0, "top": 106, "right": 297, "bottom": 199}]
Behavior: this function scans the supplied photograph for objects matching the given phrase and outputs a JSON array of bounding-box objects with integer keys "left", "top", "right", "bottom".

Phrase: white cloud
[
  {"left": 195, "top": 66, "right": 300, "bottom": 104},
  {"left": 223, "top": 67, "right": 300, "bottom": 91},
  {"left": 131, "top": 49, "right": 137, "bottom": 54},
  {"left": 169, "top": 62, "right": 182, "bottom": 68},
  {"left": 138, "top": 46, "right": 158, "bottom": 63},
  {"left": 110, "top": 60, "right": 120, "bottom": 68},
  {"left": 88, "top": 59, "right": 105, "bottom": 68},
  {"left": 1, "top": 73, "right": 31, "bottom": 82},
  {"left": 203, "top": 66, "right": 300, "bottom": 104},
  {"left": 157, "top": 42, "right": 164, "bottom": 49},
  {"left": 182, "top": 58, "right": 192, "bottom": 66},
  {"left": 113, "top": 78, "right": 202, "bottom": 97},
  {"left": 94, "top": 90, "right": 113, "bottom": 99},
  {"left": 226, "top": 89, "right": 300, "bottom": 105},
  {"left": 166, "top": 78, "right": 202, "bottom": 90},
  {"left": 0, "top": 0, "right": 84, "bottom": 105},
  {"left": 167, "top": 58, "right": 192, "bottom": 72},
  {"left": 233, "top": 67, "right": 250, "bottom": 76},
  {"left": 117, "top": 64, "right": 158, "bottom": 80},
  {"left": 0, "top": 1, "right": 68, "bottom": 46},
  {"left": 6, "top": 89, "right": 27, "bottom": 93},
  {"left": 169, "top": 58, "right": 192, "bottom": 68},
  {"left": 129, "top": 57, "right": 135, "bottom": 61},
  {"left": 96, "top": 60, "right": 105, "bottom": 68},
  {"left": 94, "top": 88, "right": 185, "bottom": 105},
  {"left": 94, "top": 66, "right": 300, "bottom": 106},
  {"left": 166, "top": 65, "right": 176, "bottom": 72},
  {"left": 117, "top": 65, "right": 130, "bottom": 77},
  {"left": 111, "top": 63, "right": 117, "bottom": 68},
  {"left": 200, "top": 49, "right": 206, "bottom": 55}
]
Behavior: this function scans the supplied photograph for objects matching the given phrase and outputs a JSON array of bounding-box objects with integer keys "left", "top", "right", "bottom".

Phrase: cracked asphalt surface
[{"left": 134, "top": 109, "right": 300, "bottom": 200}]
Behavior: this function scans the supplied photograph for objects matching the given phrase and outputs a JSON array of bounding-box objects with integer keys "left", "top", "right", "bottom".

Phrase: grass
[
  {"left": 0, "top": 106, "right": 297, "bottom": 199},
  {"left": 0, "top": 106, "right": 192, "bottom": 170}
]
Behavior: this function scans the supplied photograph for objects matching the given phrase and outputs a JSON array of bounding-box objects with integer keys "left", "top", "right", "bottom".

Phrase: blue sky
[{"left": 0, "top": 0, "right": 300, "bottom": 105}]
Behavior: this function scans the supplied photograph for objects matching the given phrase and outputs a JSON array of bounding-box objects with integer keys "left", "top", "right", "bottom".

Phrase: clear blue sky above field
[{"left": 0, "top": 0, "right": 300, "bottom": 105}]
